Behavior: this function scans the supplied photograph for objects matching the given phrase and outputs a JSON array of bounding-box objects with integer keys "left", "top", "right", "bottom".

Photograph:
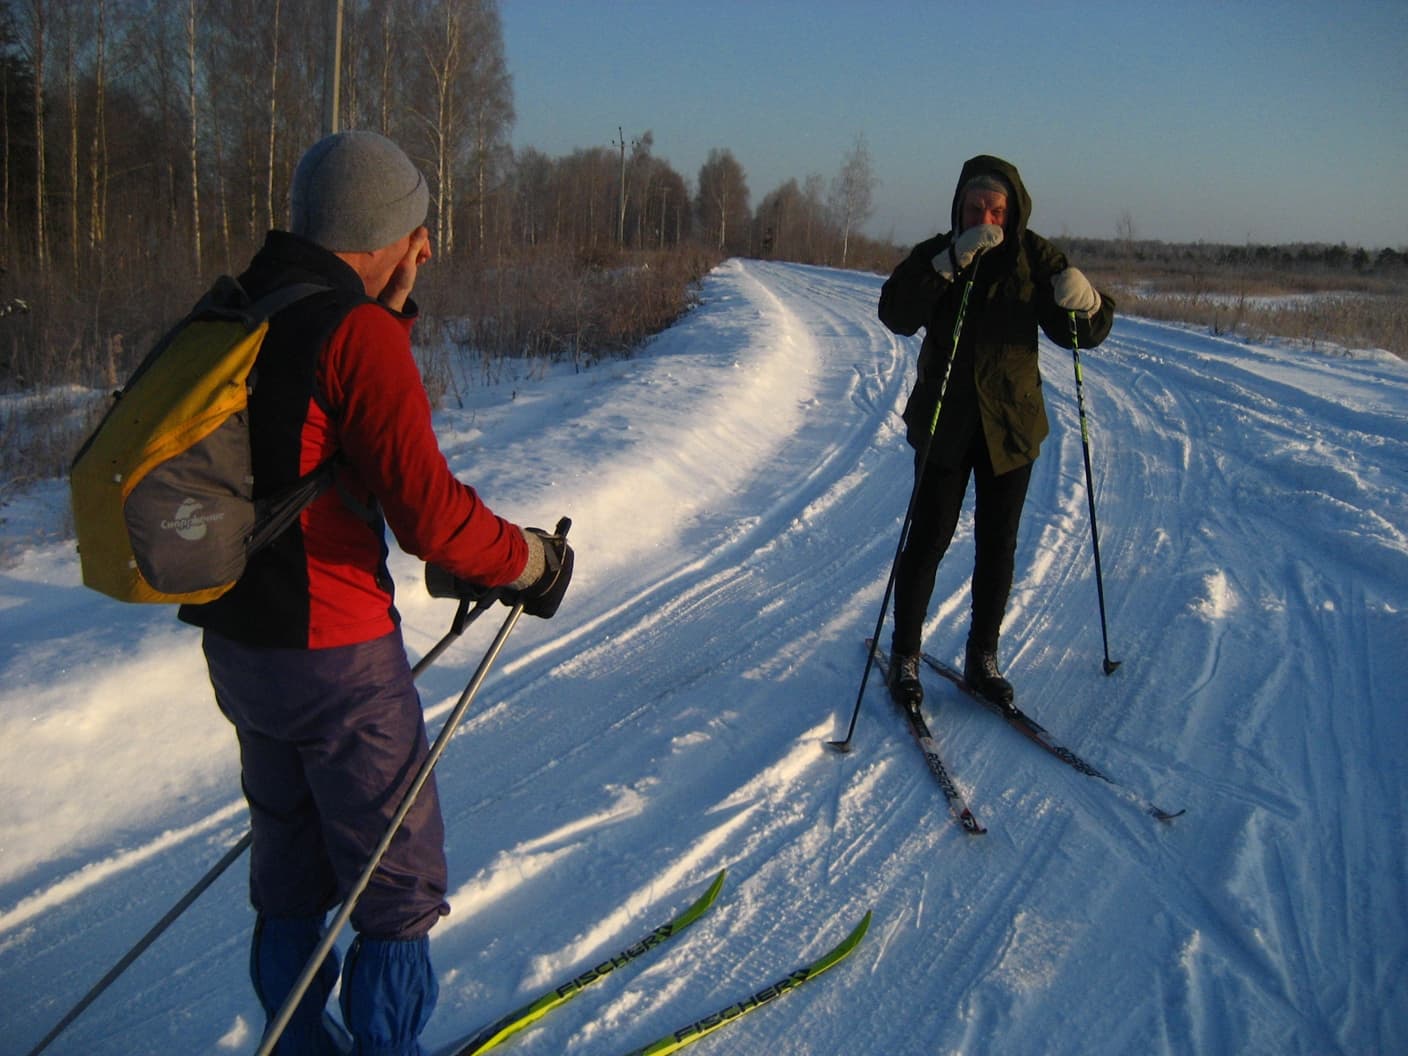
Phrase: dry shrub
[
  {"left": 0, "top": 388, "right": 108, "bottom": 504},
  {"left": 416, "top": 245, "right": 721, "bottom": 388},
  {"left": 1, "top": 254, "right": 203, "bottom": 392},
  {"left": 1099, "top": 273, "right": 1408, "bottom": 359}
]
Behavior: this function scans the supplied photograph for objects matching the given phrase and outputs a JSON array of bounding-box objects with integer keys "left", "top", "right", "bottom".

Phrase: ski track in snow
[{"left": 1, "top": 260, "right": 1405, "bottom": 1055}]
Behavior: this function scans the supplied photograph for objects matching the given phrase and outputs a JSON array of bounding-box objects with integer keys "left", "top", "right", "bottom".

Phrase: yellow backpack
[{"left": 70, "top": 278, "right": 332, "bottom": 604}]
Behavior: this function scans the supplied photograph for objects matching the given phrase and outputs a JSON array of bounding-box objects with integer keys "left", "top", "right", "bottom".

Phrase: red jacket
[{"left": 181, "top": 232, "right": 528, "bottom": 648}]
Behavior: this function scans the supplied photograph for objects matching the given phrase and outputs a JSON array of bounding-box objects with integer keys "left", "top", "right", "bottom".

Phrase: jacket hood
[{"left": 950, "top": 154, "right": 1032, "bottom": 243}]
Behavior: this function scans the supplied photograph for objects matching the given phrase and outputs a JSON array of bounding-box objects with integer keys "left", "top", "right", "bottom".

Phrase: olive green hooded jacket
[{"left": 879, "top": 154, "right": 1115, "bottom": 476}]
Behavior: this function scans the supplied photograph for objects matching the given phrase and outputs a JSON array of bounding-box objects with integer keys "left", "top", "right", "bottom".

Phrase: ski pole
[
  {"left": 412, "top": 590, "right": 498, "bottom": 677},
  {"left": 24, "top": 590, "right": 500, "bottom": 1056},
  {"left": 1068, "top": 311, "right": 1120, "bottom": 675},
  {"left": 255, "top": 516, "right": 571, "bottom": 1056},
  {"left": 22, "top": 832, "right": 252, "bottom": 1056},
  {"left": 829, "top": 277, "right": 978, "bottom": 752}
]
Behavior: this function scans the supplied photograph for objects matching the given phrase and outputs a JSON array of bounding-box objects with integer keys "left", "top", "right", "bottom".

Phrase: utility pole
[{"left": 616, "top": 126, "right": 627, "bottom": 247}]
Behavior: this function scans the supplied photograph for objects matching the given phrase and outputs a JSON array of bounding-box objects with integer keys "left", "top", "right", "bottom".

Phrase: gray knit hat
[
  {"left": 290, "top": 131, "right": 429, "bottom": 252},
  {"left": 960, "top": 172, "right": 1013, "bottom": 204}
]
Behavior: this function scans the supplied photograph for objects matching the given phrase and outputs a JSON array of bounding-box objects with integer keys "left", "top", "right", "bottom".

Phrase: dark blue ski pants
[{"left": 203, "top": 628, "right": 449, "bottom": 940}]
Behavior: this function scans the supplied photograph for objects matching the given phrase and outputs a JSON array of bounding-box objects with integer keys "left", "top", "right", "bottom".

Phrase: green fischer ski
[
  {"left": 619, "top": 911, "right": 873, "bottom": 1056},
  {"left": 446, "top": 870, "right": 727, "bottom": 1056}
]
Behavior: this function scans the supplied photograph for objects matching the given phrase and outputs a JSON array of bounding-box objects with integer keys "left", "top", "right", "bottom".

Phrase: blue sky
[{"left": 500, "top": 0, "right": 1408, "bottom": 249}]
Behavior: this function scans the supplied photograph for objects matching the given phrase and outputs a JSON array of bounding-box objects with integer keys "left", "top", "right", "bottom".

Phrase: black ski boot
[
  {"left": 889, "top": 652, "right": 923, "bottom": 712},
  {"left": 964, "top": 641, "right": 1015, "bottom": 714}
]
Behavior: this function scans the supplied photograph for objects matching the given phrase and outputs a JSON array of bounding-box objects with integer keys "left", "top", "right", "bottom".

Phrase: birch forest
[{"left": 0, "top": 0, "right": 896, "bottom": 397}]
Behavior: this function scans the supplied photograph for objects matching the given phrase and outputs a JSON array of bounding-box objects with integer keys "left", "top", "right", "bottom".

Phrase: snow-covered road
[{"left": 2, "top": 260, "right": 1405, "bottom": 1055}]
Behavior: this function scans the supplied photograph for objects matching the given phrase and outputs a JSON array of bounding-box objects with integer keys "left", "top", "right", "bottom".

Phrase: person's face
[
  {"left": 365, "top": 230, "right": 417, "bottom": 291},
  {"left": 960, "top": 189, "right": 1008, "bottom": 232}
]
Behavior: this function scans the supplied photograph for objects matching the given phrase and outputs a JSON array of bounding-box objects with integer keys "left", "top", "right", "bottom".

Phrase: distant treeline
[
  {"left": 1063, "top": 237, "right": 1408, "bottom": 280},
  {"left": 1064, "top": 237, "right": 1408, "bottom": 361}
]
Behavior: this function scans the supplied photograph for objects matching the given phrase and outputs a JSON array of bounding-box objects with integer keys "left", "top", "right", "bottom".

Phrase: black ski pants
[{"left": 891, "top": 431, "right": 1033, "bottom": 658}]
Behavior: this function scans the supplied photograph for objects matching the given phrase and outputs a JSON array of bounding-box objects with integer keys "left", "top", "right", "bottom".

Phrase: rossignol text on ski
[{"left": 868, "top": 640, "right": 985, "bottom": 834}]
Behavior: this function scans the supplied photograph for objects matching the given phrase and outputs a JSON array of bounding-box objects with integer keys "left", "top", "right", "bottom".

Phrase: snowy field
[{"left": 1, "top": 260, "right": 1405, "bottom": 1055}]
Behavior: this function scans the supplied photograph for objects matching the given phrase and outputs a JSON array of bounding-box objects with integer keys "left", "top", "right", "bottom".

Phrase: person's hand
[
  {"left": 424, "top": 562, "right": 500, "bottom": 605},
  {"left": 379, "top": 226, "right": 432, "bottom": 312},
  {"left": 932, "top": 224, "right": 1003, "bottom": 281},
  {"left": 515, "top": 527, "right": 574, "bottom": 619},
  {"left": 424, "top": 526, "right": 573, "bottom": 618},
  {"left": 1052, "top": 267, "right": 1101, "bottom": 316}
]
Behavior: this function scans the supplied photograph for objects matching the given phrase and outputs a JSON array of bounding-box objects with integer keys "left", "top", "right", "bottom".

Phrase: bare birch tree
[
  {"left": 461, "top": 0, "right": 511, "bottom": 253},
  {"left": 1, "top": 50, "right": 9, "bottom": 253},
  {"left": 87, "top": 0, "right": 108, "bottom": 254},
  {"left": 59, "top": 0, "right": 77, "bottom": 271},
  {"left": 20, "top": 0, "right": 47, "bottom": 270},
  {"left": 697, "top": 147, "right": 749, "bottom": 254},
  {"left": 802, "top": 173, "right": 826, "bottom": 261},
  {"left": 829, "top": 132, "right": 877, "bottom": 268},
  {"left": 757, "top": 178, "right": 801, "bottom": 259},
  {"left": 184, "top": 0, "right": 201, "bottom": 273},
  {"left": 370, "top": 0, "right": 402, "bottom": 135},
  {"left": 264, "top": 0, "right": 281, "bottom": 231},
  {"left": 409, "top": 0, "right": 467, "bottom": 254}
]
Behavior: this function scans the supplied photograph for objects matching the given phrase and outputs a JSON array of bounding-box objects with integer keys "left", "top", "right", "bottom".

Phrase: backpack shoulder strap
[
  {"left": 248, "top": 281, "right": 335, "bottom": 323},
  {"left": 193, "top": 276, "right": 333, "bottom": 327}
]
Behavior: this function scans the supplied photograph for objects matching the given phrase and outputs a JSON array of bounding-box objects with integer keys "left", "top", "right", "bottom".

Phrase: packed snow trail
[{"left": 0, "top": 260, "right": 1404, "bottom": 1055}]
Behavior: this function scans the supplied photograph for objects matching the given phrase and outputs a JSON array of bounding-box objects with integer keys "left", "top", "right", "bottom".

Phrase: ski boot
[
  {"left": 888, "top": 652, "right": 924, "bottom": 713},
  {"left": 964, "top": 641, "right": 1016, "bottom": 715}
]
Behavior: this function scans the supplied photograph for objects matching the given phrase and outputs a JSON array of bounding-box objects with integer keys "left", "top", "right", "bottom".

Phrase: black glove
[
  {"left": 424, "top": 562, "right": 501, "bottom": 604},
  {"left": 516, "top": 526, "right": 574, "bottom": 619}
]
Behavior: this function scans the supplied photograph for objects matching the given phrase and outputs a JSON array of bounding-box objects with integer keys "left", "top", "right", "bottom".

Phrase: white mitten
[
  {"left": 931, "top": 224, "right": 1003, "bottom": 280},
  {"left": 1052, "top": 267, "right": 1101, "bottom": 316}
]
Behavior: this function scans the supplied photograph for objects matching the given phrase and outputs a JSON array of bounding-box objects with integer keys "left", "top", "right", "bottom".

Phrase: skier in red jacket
[{"left": 182, "top": 130, "right": 572, "bottom": 1055}]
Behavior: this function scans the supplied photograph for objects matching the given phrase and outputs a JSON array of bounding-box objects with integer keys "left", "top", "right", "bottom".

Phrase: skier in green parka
[{"left": 879, "top": 154, "right": 1115, "bottom": 711}]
